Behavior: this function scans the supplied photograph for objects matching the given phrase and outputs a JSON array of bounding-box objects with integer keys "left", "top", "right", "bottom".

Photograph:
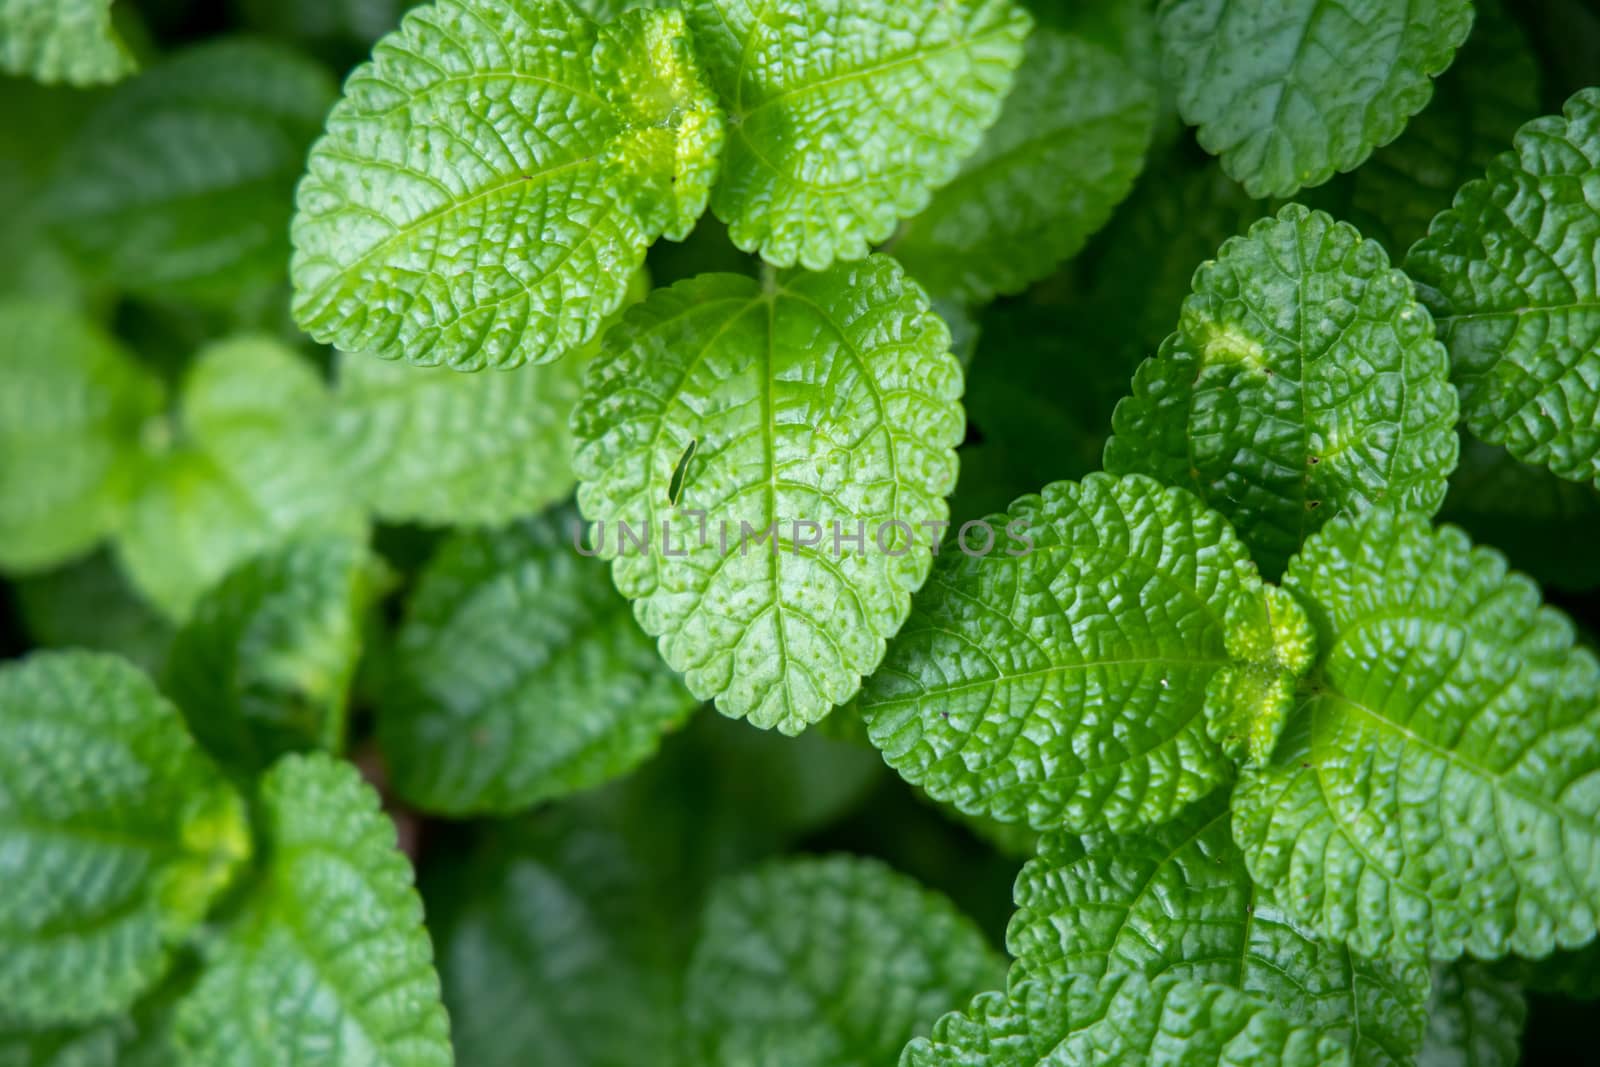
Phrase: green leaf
[
  {"left": 14, "top": 551, "right": 174, "bottom": 676},
  {"left": 889, "top": 21, "right": 1155, "bottom": 303},
  {"left": 572, "top": 258, "right": 965, "bottom": 734},
  {"left": 1104, "top": 204, "right": 1460, "bottom": 577},
  {"left": 903, "top": 971, "right": 1353, "bottom": 1066},
  {"left": 684, "top": 855, "right": 1004, "bottom": 1067},
  {"left": 0, "top": 652, "right": 250, "bottom": 1026},
  {"left": 858, "top": 473, "right": 1278, "bottom": 833},
  {"left": 0, "top": 962, "right": 189, "bottom": 1067},
  {"left": 1157, "top": 0, "right": 1474, "bottom": 198},
  {"left": 1440, "top": 433, "right": 1600, "bottom": 592},
  {"left": 116, "top": 337, "right": 366, "bottom": 620},
  {"left": 1233, "top": 506, "right": 1600, "bottom": 960},
  {"left": 1008, "top": 794, "right": 1431, "bottom": 1067},
  {"left": 291, "top": 0, "right": 724, "bottom": 369},
  {"left": 0, "top": 0, "right": 134, "bottom": 85},
  {"left": 331, "top": 269, "right": 648, "bottom": 527},
  {"left": 1305, "top": 0, "right": 1541, "bottom": 257},
  {"left": 42, "top": 39, "right": 335, "bottom": 305},
  {"left": 163, "top": 536, "right": 382, "bottom": 775},
  {"left": 1207, "top": 584, "right": 1318, "bottom": 763},
  {"left": 173, "top": 753, "right": 451, "bottom": 1067},
  {"left": 0, "top": 302, "right": 163, "bottom": 574},
  {"left": 378, "top": 506, "right": 697, "bottom": 815},
  {"left": 1406, "top": 87, "right": 1600, "bottom": 487},
  {"left": 429, "top": 813, "right": 686, "bottom": 1067},
  {"left": 684, "top": 0, "right": 1031, "bottom": 270},
  {"left": 1418, "top": 962, "right": 1526, "bottom": 1067}
]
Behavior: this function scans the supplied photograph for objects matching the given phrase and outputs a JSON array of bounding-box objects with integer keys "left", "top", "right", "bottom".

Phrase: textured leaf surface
[
  {"left": 684, "top": 855, "right": 1003, "bottom": 1067},
  {"left": 430, "top": 814, "right": 684, "bottom": 1067},
  {"left": 572, "top": 259, "right": 965, "bottom": 733},
  {"left": 858, "top": 473, "right": 1263, "bottom": 833},
  {"left": 1406, "top": 88, "right": 1600, "bottom": 486},
  {"left": 332, "top": 270, "right": 647, "bottom": 526},
  {"left": 1105, "top": 205, "right": 1459, "bottom": 577},
  {"left": 903, "top": 971, "right": 1352, "bottom": 1066},
  {"left": 0, "top": 0, "right": 134, "bottom": 85},
  {"left": 174, "top": 753, "right": 451, "bottom": 1067},
  {"left": 117, "top": 337, "right": 365, "bottom": 620},
  {"left": 164, "top": 536, "right": 380, "bottom": 774},
  {"left": 1417, "top": 962, "right": 1526, "bottom": 1067},
  {"left": 1233, "top": 507, "right": 1600, "bottom": 959},
  {"left": 891, "top": 22, "right": 1155, "bottom": 303},
  {"left": 1307, "top": 0, "right": 1541, "bottom": 256},
  {"left": 43, "top": 40, "right": 335, "bottom": 304},
  {"left": 0, "top": 653, "right": 249, "bottom": 1025},
  {"left": 0, "top": 302, "right": 164, "bottom": 573},
  {"left": 685, "top": 0, "right": 1030, "bottom": 270},
  {"left": 380, "top": 507, "right": 697, "bottom": 814},
  {"left": 1008, "top": 794, "right": 1431, "bottom": 1066},
  {"left": 291, "top": 0, "right": 723, "bottom": 369},
  {"left": 1157, "top": 0, "right": 1473, "bottom": 197}
]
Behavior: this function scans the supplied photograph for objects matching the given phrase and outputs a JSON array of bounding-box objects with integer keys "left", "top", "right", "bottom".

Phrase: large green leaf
[
  {"left": 0, "top": 302, "right": 164, "bottom": 574},
  {"left": 116, "top": 337, "right": 366, "bottom": 620},
  {"left": 684, "top": 0, "right": 1030, "bottom": 270},
  {"left": 0, "top": 653, "right": 250, "bottom": 1026},
  {"left": 1009, "top": 794, "right": 1431, "bottom": 1066},
  {"left": 173, "top": 753, "right": 451, "bottom": 1067},
  {"left": 291, "top": 0, "right": 723, "bottom": 369},
  {"left": 1104, "top": 205, "right": 1459, "bottom": 577},
  {"left": 1417, "top": 962, "right": 1526, "bottom": 1067},
  {"left": 890, "top": 20, "right": 1155, "bottom": 303},
  {"left": 331, "top": 269, "right": 647, "bottom": 526},
  {"left": 1406, "top": 88, "right": 1600, "bottom": 487},
  {"left": 903, "top": 971, "right": 1352, "bottom": 1066},
  {"left": 42, "top": 40, "right": 335, "bottom": 305},
  {"left": 0, "top": 0, "right": 134, "bottom": 85},
  {"left": 379, "top": 507, "right": 697, "bottom": 814},
  {"left": 1305, "top": 0, "right": 1541, "bottom": 257},
  {"left": 684, "top": 855, "right": 1004, "bottom": 1067},
  {"left": 1233, "top": 507, "right": 1600, "bottom": 960},
  {"left": 572, "top": 258, "right": 965, "bottom": 733},
  {"left": 1157, "top": 0, "right": 1474, "bottom": 198},
  {"left": 858, "top": 473, "right": 1298, "bottom": 833},
  {"left": 163, "top": 536, "right": 382, "bottom": 775}
]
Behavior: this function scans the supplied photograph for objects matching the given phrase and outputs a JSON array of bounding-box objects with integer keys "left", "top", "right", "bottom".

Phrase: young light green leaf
[
  {"left": 0, "top": 0, "right": 134, "bottom": 85},
  {"left": 42, "top": 40, "right": 335, "bottom": 305},
  {"left": 572, "top": 258, "right": 965, "bottom": 734},
  {"left": 1105, "top": 205, "right": 1460, "bottom": 577},
  {"left": 1233, "top": 507, "right": 1600, "bottom": 960},
  {"left": 173, "top": 753, "right": 451, "bottom": 1067},
  {"left": 903, "top": 971, "right": 1352, "bottom": 1067},
  {"left": 858, "top": 473, "right": 1282, "bottom": 834},
  {"left": 0, "top": 302, "right": 164, "bottom": 574},
  {"left": 379, "top": 507, "right": 697, "bottom": 815},
  {"left": 1306, "top": 0, "right": 1541, "bottom": 257},
  {"left": 331, "top": 269, "right": 648, "bottom": 527},
  {"left": 1008, "top": 794, "right": 1431, "bottom": 1067},
  {"left": 0, "top": 652, "right": 250, "bottom": 1026},
  {"left": 1406, "top": 88, "right": 1600, "bottom": 487},
  {"left": 291, "top": 0, "right": 724, "bottom": 369},
  {"left": 1418, "top": 962, "right": 1526, "bottom": 1067},
  {"left": 891, "top": 22, "right": 1155, "bottom": 304},
  {"left": 1207, "top": 583, "right": 1318, "bottom": 763},
  {"left": 684, "top": 855, "right": 1004, "bottom": 1067},
  {"left": 1157, "top": 0, "right": 1474, "bottom": 198},
  {"left": 164, "top": 536, "right": 382, "bottom": 775},
  {"left": 116, "top": 337, "right": 366, "bottom": 619},
  {"left": 684, "top": 0, "right": 1031, "bottom": 270}
]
